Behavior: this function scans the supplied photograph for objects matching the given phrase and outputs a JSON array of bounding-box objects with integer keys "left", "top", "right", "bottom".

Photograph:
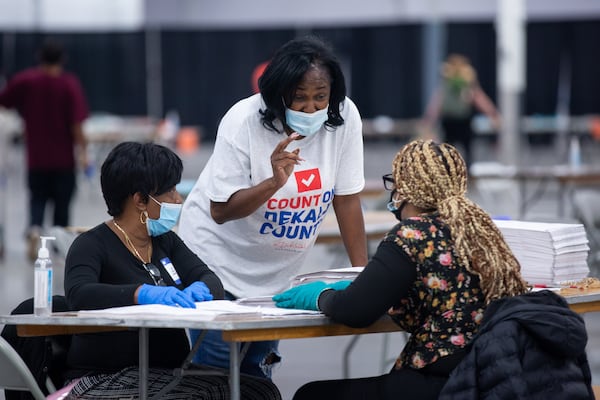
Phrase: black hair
[
  {"left": 39, "top": 39, "right": 65, "bottom": 65},
  {"left": 100, "top": 142, "right": 183, "bottom": 217},
  {"left": 258, "top": 35, "right": 346, "bottom": 133}
]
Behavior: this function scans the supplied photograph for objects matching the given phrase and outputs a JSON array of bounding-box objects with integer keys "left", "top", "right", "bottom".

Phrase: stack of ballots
[
  {"left": 494, "top": 219, "right": 590, "bottom": 286},
  {"left": 290, "top": 266, "right": 364, "bottom": 287}
]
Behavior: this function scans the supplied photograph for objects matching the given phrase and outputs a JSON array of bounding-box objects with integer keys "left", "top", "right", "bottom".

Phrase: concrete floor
[{"left": 1, "top": 137, "right": 600, "bottom": 399}]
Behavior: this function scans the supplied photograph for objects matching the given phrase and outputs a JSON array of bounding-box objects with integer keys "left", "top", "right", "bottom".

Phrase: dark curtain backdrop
[
  {"left": 446, "top": 22, "right": 497, "bottom": 108},
  {"left": 566, "top": 21, "right": 600, "bottom": 114},
  {"left": 337, "top": 24, "right": 424, "bottom": 119},
  {"left": 0, "top": 32, "right": 146, "bottom": 116},
  {"left": 161, "top": 29, "right": 296, "bottom": 137},
  {"left": 1, "top": 20, "right": 599, "bottom": 141}
]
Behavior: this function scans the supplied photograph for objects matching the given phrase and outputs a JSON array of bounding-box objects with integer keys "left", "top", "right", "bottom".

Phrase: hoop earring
[{"left": 140, "top": 210, "right": 148, "bottom": 225}]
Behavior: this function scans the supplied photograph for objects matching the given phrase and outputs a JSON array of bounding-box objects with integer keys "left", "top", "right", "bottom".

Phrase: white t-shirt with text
[{"left": 178, "top": 94, "right": 365, "bottom": 298}]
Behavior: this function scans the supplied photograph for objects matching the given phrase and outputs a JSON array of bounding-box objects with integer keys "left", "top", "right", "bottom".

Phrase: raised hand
[{"left": 270, "top": 132, "right": 303, "bottom": 188}]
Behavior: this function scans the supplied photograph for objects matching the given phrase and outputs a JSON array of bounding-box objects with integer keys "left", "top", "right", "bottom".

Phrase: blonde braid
[{"left": 393, "top": 140, "right": 527, "bottom": 303}]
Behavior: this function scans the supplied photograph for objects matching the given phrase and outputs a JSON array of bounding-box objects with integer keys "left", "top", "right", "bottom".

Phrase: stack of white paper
[
  {"left": 494, "top": 219, "right": 590, "bottom": 286},
  {"left": 290, "top": 220, "right": 589, "bottom": 288},
  {"left": 290, "top": 266, "right": 365, "bottom": 287},
  {"left": 78, "top": 299, "right": 321, "bottom": 319}
]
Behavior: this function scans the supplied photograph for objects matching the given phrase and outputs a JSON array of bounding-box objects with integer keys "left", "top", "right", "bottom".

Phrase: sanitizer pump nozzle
[{"left": 34, "top": 236, "right": 56, "bottom": 316}]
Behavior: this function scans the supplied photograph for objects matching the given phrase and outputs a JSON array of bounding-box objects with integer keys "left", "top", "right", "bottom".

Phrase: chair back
[
  {"left": 573, "top": 189, "right": 600, "bottom": 250},
  {"left": 572, "top": 189, "right": 600, "bottom": 275},
  {"left": 0, "top": 336, "right": 47, "bottom": 400}
]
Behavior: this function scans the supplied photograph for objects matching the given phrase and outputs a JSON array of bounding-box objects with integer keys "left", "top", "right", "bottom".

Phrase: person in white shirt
[{"left": 178, "top": 36, "right": 368, "bottom": 379}]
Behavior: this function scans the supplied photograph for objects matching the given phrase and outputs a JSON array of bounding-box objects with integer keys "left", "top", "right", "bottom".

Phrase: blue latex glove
[
  {"left": 137, "top": 284, "right": 196, "bottom": 308},
  {"left": 272, "top": 280, "right": 352, "bottom": 311},
  {"left": 183, "top": 281, "right": 214, "bottom": 302}
]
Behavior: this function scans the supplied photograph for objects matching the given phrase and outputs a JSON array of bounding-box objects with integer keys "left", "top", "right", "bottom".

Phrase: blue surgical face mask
[
  {"left": 285, "top": 106, "right": 329, "bottom": 137},
  {"left": 387, "top": 191, "right": 406, "bottom": 221},
  {"left": 146, "top": 195, "right": 182, "bottom": 236}
]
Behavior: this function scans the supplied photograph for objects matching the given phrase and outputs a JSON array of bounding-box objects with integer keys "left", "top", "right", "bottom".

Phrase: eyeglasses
[
  {"left": 382, "top": 174, "right": 395, "bottom": 191},
  {"left": 143, "top": 263, "right": 166, "bottom": 286}
]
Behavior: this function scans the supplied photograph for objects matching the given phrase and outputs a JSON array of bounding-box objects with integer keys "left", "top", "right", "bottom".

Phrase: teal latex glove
[
  {"left": 272, "top": 280, "right": 352, "bottom": 311},
  {"left": 183, "top": 281, "right": 214, "bottom": 302},
  {"left": 138, "top": 284, "right": 196, "bottom": 308}
]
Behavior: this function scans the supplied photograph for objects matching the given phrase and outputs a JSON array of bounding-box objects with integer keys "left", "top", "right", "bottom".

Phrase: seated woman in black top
[
  {"left": 274, "top": 139, "right": 528, "bottom": 400},
  {"left": 64, "top": 142, "right": 281, "bottom": 400}
]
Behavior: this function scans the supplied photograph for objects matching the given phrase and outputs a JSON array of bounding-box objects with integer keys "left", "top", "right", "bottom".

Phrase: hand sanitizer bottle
[{"left": 34, "top": 236, "right": 56, "bottom": 317}]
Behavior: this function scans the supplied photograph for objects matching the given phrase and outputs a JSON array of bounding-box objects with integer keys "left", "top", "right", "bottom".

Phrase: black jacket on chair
[{"left": 439, "top": 290, "right": 594, "bottom": 400}]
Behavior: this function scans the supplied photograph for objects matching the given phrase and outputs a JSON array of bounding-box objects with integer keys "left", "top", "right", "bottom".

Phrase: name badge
[{"left": 160, "top": 257, "right": 181, "bottom": 285}]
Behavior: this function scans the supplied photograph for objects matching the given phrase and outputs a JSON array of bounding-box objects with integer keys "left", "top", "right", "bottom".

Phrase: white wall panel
[
  {"left": 0, "top": 0, "right": 599, "bottom": 31},
  {"left": 145, "top": 0, "right": 600, "bottom": 29},
  {"left": 0, "top": 0, "right": 143, "bottom": 31}
]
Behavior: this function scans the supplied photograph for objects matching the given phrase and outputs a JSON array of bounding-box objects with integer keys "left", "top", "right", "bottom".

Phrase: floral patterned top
[{"left": 385, "top": 213, "right": 486, "bottom": 370}]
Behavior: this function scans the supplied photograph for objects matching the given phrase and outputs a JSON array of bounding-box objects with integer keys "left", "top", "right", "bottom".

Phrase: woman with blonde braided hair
[
  {"left": 392, "top": 139, "right": 527, "bottom": 303},
  {"left": 273, "top": 139, "right": 530, "bottom": 400}
]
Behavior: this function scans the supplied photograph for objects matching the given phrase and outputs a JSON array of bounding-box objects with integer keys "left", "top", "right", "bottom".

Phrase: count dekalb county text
[{"left": 260, "top": 188, "right": 334, "bottom": 241}]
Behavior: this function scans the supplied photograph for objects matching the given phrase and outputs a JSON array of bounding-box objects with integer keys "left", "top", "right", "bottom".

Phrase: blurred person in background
[
  {"left": 422, "top": 54, "right": 500, "bottom": 167},
  {"left": 0, "top": 38, "right": 89, "bottom": 261},
  {"left": 179, "top": 35, "right": 368, "bottom": 379},
  {"left": 63, "top": 142, "right": 280, "bottom": 400}
]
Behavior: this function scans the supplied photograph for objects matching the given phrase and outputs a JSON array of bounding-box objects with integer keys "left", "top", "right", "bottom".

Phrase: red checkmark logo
[{"left": 294, "top": 168, "right": 322, "bottom": 193}]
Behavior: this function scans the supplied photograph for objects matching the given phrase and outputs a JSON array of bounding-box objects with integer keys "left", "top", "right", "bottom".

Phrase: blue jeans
[{"left": 189, "top": 293, "right": 281, "bottom": 379}]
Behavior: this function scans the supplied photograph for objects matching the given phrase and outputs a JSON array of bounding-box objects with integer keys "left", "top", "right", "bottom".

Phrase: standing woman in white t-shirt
[{"left": 178, "top": 36, "right": 368, "bottom": 379}]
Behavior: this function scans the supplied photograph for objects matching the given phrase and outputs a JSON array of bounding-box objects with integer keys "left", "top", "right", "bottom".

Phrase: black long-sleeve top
[
  {"left": 64, "top": 222, "right": 224, "bottom": 378},
  {"left": 318, "top": 214, "right": 486, "bottom": 374},
  {"left": 319, "top": 241, "right": 416, "bottom": 327}
]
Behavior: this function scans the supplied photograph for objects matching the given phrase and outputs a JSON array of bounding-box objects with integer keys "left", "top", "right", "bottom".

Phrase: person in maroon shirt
[{"left": 0, "top": 39, "right": 89, "bottom": 260}]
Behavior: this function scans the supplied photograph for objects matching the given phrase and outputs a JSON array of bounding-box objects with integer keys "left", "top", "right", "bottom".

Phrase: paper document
[
  {"left": 493, "top": 219, "right": 590, "bottom": 286},
  {"left": 291, "top": 266, "right": 365, "bottom": 287},
  {"left": 236, "top": 296, "right": 276, "bottom": 307},
  {"left": 78, "top": 299, "right": 320, "bottom": 319}
]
